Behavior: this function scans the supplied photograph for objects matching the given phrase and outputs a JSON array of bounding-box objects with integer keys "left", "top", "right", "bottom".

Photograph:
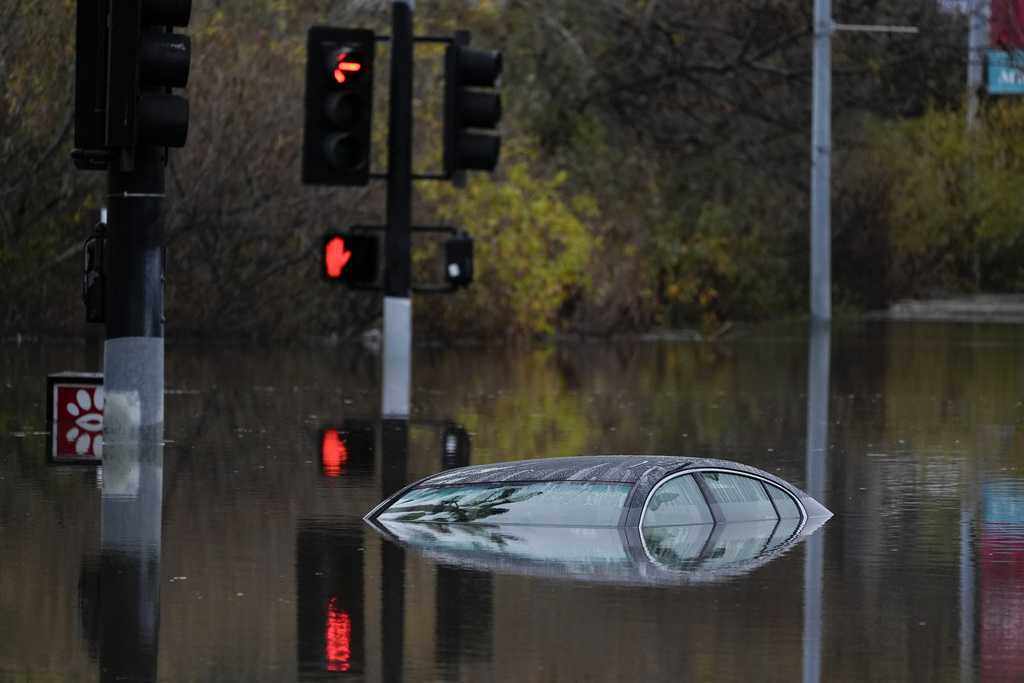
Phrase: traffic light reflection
[
  {"left": 325, "top": 597, "right": 353, "bottom": 672},
  {"left": 321, "top": 429, "right": 350, "bottom": 477}
]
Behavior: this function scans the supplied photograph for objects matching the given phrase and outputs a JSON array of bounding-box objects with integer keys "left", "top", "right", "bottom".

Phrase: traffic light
[
  {"left": 106, "top": 0, "right": 192, "bottom": 150},
  {"left": 74, "top": 0, "right": 109, "bottom": 163},
  {"left": 444, "top": 233, "right": 473, "bottom": 288},
  {"left": 444, "top": 36, "right": 503, "bottom": 175},
  {"left": 322, "top": 233, "right": 380, "bottom": 286},
  {"left": 303, "top": 27, "right": 375, "bottom": 186}
]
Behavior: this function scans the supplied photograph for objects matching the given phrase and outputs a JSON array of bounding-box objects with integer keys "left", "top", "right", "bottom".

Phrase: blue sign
[{"left": 988, "top": 50, "right": 1024, "bottom": 95}]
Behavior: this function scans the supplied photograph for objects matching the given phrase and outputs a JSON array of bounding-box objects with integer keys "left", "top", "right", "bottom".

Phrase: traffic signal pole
[
  {"left": 104, "top": 146, "right": 166, "bottom": 439},
  {"left": 382, "top": 0, "right": 414, "bottom": 419},
  {"left": 74, "top": 0, "right": 190, "bottom": 440}
]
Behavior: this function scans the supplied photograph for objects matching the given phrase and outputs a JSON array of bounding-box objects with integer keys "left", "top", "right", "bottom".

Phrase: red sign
[
  {"left": 992, "top": 0, "right": 1024, "bottom": 49},
  {"left": 52, "top": 383, "right": 103, "bottom": 461}
]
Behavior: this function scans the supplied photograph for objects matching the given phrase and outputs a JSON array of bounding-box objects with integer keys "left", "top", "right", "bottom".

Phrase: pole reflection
[
  {"left": 380, "top": 418, "right": 408, "bottom": 683},
  {"left": 960, "top": 497, "right": 975, "bottom": 683},
  {"left": 97, "top": 434, "right": 164, "bottom": 682},
  {"left": 803, "top": 321, "right": 829, "bottom": 683}
]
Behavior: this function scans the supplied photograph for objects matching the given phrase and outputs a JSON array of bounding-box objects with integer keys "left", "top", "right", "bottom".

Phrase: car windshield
[{"left": 378, "top": 481, "right": 633, "bottom": 526}]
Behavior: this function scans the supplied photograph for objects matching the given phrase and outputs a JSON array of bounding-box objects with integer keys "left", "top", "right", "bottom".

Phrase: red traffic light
[
  {"left": 303, "top": 27, "right": 375, "bottom": 186},
  {"left": 331, "top": 50, "right": 363, "bottom": 84},
  {"left": 324, "top": 236, "right": 353, "bottom": 279}
]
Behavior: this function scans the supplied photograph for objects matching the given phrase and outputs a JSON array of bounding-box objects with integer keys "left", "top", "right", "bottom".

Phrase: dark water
[{"left": 2, "top": 321, "right": 1023, "bottom": 682}]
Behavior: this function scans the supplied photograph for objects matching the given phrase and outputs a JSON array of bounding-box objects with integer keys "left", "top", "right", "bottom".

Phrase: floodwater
[{"left": 2, "top": 321, "right": 1023, "bottom": 682}]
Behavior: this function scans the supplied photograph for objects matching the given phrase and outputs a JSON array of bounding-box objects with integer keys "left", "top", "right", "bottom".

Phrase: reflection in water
[
  {"left": 436, "top": 566, "right": 493, "bottom": 680},
  {"left": 97, "top": 436, "right": 164, "bottom": 682},
  {"left": 320, "top": 420, "right": 375, "bottom": 480},
  {"left": 979, "top": 481, "right": 1024, "bottom": 680},
  {"left": 961, "top": 480, "right": 976, "bottom": 683},
  {"left": 295, "top": 526, "right": 365, "bottom": 677},
  {"left": 804, "top": 322, "right": 829, "bottom": 683},
  {"left": 369, "top": 514, "right": 827, "bottom": 586},
  {"left": 8, "top": 324, "right": 1024, "bottom": 680},
  {"left": 379, "top": 418, "right": 408, "bottom": 682}
]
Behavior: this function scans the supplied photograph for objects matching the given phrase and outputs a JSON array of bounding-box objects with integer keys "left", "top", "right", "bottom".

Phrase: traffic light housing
[
  {"left": 444, "top": 234, "right": 473, "bottom": 288},
  {"left": 106, "top": 0, "right": 192, "bottom": 151},
  {"left": 322, "top": 233, "right": 380, "bottom": 286},
  {"left": 74, "top": 0, "right": 109, "bottom": 161},
  {"left": 444, "top": 36, "right": 503, "bottom": 176},
  {"left": 303, "top": 27, "right": 375, "bottom": 186}
]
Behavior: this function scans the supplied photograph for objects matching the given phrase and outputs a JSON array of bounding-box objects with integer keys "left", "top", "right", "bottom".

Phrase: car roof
[
  {"left": 418, "top": 454, "right": 804, "bottom": 492},
  {"left": 421, "top": 455, "right": 692, "bottom": 486},
  {"left": 366, "top": 455, "right": 831, "bottom": 523}
]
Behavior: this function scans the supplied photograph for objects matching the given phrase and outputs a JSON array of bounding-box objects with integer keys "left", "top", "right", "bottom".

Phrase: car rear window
[{"left": 378, "top": 481, "right": 633, "bottom": 526}]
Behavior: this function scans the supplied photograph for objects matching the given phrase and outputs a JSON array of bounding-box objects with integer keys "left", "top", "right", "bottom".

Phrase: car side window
[
  {"left": 642, "top": 475, "right": 714, "bottom": 528},
  {"left": 765, "top": 482, "right": 802, "bottom": 519},
  {"left": 698, "top": 472, "right": 778, "bottom": 522}
]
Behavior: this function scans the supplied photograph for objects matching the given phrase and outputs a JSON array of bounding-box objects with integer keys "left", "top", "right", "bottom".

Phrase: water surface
[{"left": 2, "top": 321, "right": 1023, "bottom": 681}]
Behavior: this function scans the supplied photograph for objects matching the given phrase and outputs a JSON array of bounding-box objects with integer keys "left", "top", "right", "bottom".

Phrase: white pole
[
  {"left": 811, "top": 0, "right": 832, "bottom": 322},
  {"left": 382, "top": 296, "right": 411, "bottom": 418}
]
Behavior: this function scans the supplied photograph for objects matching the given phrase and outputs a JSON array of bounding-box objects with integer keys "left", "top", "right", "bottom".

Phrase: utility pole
[
  {"left": 810, "top": 0, "right": 833, "bottom": 323},
  {"left": 810, "top": 17, "right": 917, "bottom": 322},
  {"left": 966, "top": 0, "right": 988, "bottom": 128},
  {"left": 382, "top": 0, "right": 414, "bottom": 419}
]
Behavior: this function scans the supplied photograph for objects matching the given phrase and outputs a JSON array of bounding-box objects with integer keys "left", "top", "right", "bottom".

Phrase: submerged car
[{"left": 364, "top": 455, "right": 832, "bottom": 583}]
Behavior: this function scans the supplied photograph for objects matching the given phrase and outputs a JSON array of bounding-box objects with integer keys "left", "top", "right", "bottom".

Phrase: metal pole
[
  {"left": 810, "top": 0, "right": 832, "bottom": 322},
  {"left": 966, "top": 0, "right": 987, "bottom": 128},
  {"left": 104, "top": 144, "right": 165, "bottom": 440},
  {"left": 382, "top": 0, "right": 414, "bottom": 418}
]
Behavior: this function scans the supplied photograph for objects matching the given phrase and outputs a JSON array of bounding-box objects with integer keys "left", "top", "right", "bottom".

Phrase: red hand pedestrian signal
[
  {"left": 324, "top": 236, "right": 353, "bottom": 279},
  {"left": 332, "top": 51, "right": 362, "bottom": 84},
  {"left": 321, "top": 232, "right": 378, "bottom": 285}
]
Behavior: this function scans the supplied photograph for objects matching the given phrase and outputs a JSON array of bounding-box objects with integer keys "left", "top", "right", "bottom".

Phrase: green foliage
[
  {"left": 417, "top": 140, "right": 596, "bottom": 338},
  {"left": 877, "top": 101, "right": 1024, "bottom": 294},
  {"left": 657, "top": 202, "right": 794, "bottom": 332}
]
